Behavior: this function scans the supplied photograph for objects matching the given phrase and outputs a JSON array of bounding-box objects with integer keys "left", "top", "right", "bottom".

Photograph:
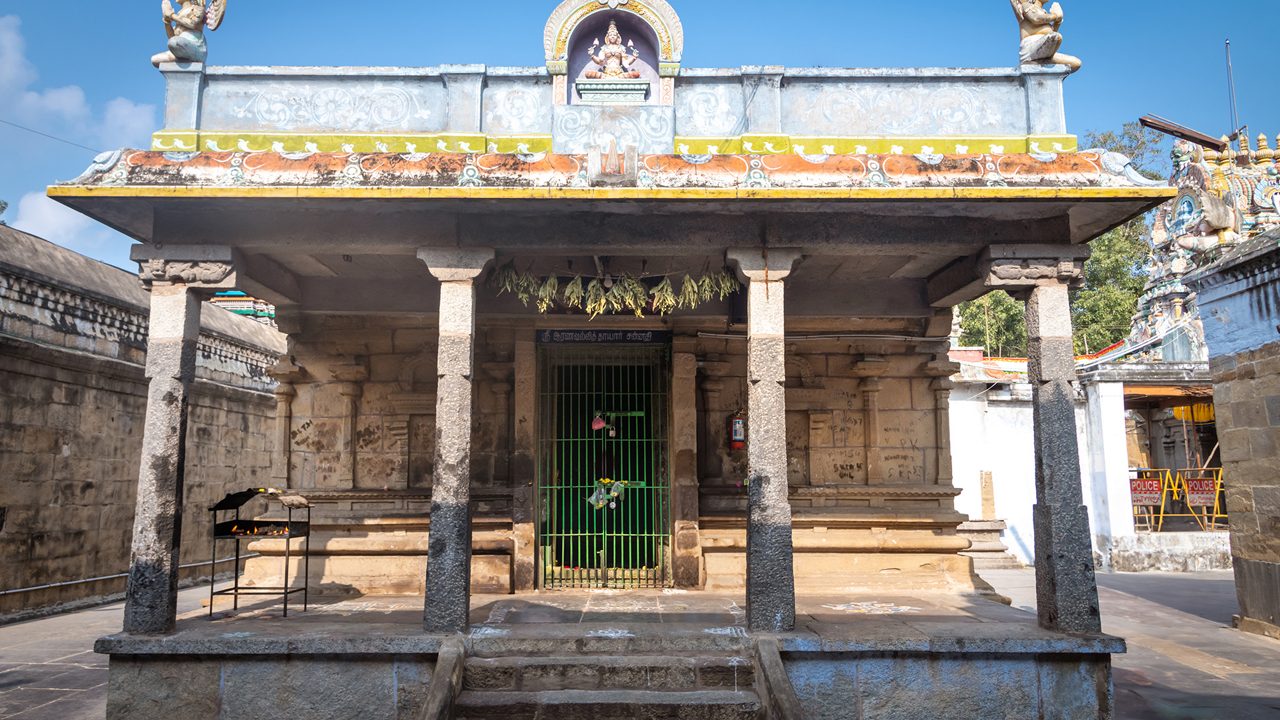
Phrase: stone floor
[
  {"left": 1, "top": 570, "right": 1278, "bottom": 718},
  {"left": 985, "top": 569, "right": 1280, "bottom": 720}
]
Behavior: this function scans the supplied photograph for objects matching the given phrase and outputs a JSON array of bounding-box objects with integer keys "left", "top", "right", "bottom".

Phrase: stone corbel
[
  {"left": 983, "top": 257, "right": 1086, "bottom": 297},
  {"left": 131, "top": 245, "right": 238, "bottom": 293},
  {"left": 928, "top": 245, "right": 1089, "bottom": 307}
]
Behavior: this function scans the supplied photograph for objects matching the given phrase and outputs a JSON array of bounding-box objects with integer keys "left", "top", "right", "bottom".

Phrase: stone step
[
  {"left": 464, "top": 655, "right": 755, "bottom": 692},
  {"left": 467, "top": 624, "right": 753, "bottom": 658},
  {"left": 453, "top": 689, "right": 763, "bottom": 720}
]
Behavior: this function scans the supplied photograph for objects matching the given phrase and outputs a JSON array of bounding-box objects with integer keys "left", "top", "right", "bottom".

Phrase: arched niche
[{"left": 544, "top": 0, "right": 683, "bottom": 106}]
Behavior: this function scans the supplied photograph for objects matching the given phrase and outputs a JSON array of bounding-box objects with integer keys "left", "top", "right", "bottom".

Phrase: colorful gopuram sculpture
[{"left": 1130, "top": 135, "right": 1280, "bottom": 360}]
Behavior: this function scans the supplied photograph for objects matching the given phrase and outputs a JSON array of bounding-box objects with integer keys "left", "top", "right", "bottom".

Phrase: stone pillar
[
  {"left": 728, "top": 248, "right": 801, "bottom": 633},
  {"left": 932, "top": 378, "right": 954, "bottom": 486},
  {"left": 672, "top": 341, "right": 703, "bottom": 588},
  {"left": 1083, "top": 380, "right": 1136, "bottom": 568},
  {"left": 986, "top": 255, "right": 1101, "bottom": 633},
  {"left": 124, "top": 253, "right": 235, "bottom": 635},
  {"left": 511, "top": 332, "right": 537, "bottom": 591},
  {"left": 418, "top": 248, "right": 493, "bottom": 633},
  {"left": 268, "top": 357, "right": 306, "bottom": 488},
  {"left": 330, "top": 362, "right": 368, "bottom": 487},
  {"left": 862, "top": 378, "right": 883, "bottom": 484},
  {"left": 271, "top": 385, "right": 295, "bottom": 484}
]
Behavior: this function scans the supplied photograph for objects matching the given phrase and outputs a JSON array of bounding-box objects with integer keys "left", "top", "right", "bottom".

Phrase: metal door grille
[{"left": 537, "top": 343, "right": 672, "bottom": 589}]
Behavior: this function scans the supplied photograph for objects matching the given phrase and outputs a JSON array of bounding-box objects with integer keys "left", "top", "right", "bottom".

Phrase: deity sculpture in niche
[
  {"left": 585, "top": 21, "right": 642, "bottom": 79},
  {"left": 1009, "top": 0, "right": 1082, "bottom": 71}
]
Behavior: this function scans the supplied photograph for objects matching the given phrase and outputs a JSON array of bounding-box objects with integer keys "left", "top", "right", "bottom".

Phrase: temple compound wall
[
  {"left": 950, "top": 365, "right": 1232, "bottom": 573},
  {"left": 1187, "top": 229, "right": 1280, "bottom": 641},
  {"left": 0, "top": 225, "right": 285, "bottom": 620}
]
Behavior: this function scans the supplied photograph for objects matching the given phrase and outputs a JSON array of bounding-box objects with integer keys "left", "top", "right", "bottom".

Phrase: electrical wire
[{"left": 0, "top": 118, "right": 102, "bottom": 154}]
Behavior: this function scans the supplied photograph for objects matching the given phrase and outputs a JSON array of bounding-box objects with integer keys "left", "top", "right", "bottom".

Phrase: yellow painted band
[
  {"left": 151, "top": 131, "right": 555, "bottom": 154},
  {"left": 49, "top": 185, "right": 1176, "bottom": 201},
  {"left": 675, "top": 135, "right": 1080, "bottom": 156}
]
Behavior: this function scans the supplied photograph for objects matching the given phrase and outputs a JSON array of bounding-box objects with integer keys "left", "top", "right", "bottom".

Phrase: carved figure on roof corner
[
  {"left": 151, "top": 0, "right": 227, "bottom": 68},
  {"left": 1010, "top": 0, "right": 1081, "bottom": 72},
  {"left": 586, "top": 21, "right": 642, "bottom": 79}
]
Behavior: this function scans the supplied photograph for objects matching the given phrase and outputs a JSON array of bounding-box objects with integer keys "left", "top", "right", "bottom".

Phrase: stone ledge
[
  {"left": 779, "top": 631, "right": 1124, "bottom": 656},
  {"left": 96, "top": 628, "right": 448, "bottom": 656}
]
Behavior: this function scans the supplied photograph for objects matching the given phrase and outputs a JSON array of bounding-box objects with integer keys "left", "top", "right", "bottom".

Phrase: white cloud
[
  {"left": 12, "top": 192, "right": 100, "bottom": 248},
  {"left": 0, "top": 15, "right": 154, "bottom": 146},
  {"left": 11, "top": 193, "right": 134, "bottom": 269},
  {"left": 99, "top": 98, "right": 157, "bottom": 149},
  {"left": 0, "top": 15, "right": 36, "bottom": 97},
  {"left": 0, "top": 16, "right": 153, "bottom": 270}
]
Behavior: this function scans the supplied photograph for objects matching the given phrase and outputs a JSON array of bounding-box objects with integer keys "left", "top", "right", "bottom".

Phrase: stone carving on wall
[
  {"left": 676, "top": 87, "right": 741, "bottom": 137},
  {"left": 139, "top": 260, "right": 234, "bottom": 286},
  {"left": 782, "top": 83, "right": 1013, "bottom": 137},
  {"left": 553, "top": 106, "right": 674, "bottom": 154},
  {"left": 984, "top": 258, "right": 1085, "bottom": 289},
  {"left": 1010, "top": 1, "right": 1082, "bottom": 71},
  {"left": 152, "top": 0, "right": 226, "bottom": 67},
  {"left": 483, "top": 85, "right": 552, "bottom": 135},
  {"left": 228, "top": 85, "right": 434, "bottom": 132}
]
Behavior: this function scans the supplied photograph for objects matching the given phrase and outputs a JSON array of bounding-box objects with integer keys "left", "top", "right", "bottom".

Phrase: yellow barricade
[
  {"left": 1175, "top": 468, "right": 1227, "bottom": 531},
  {"left": 1130, "top": 468, "right": 1173, "bottom": 532}
]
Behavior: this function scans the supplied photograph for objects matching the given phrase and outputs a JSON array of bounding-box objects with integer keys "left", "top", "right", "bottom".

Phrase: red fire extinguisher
[{"left": 729, "top": 410, "right": 747, "bottom": 451}]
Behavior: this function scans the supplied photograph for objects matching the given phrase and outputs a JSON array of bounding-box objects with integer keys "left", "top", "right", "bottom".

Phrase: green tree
[
  {"left": 958, "top": 123, "right": 1167, "bottom": 356},
  {"left": 0, "top": 199, "right": 7, "bottom": 226}
]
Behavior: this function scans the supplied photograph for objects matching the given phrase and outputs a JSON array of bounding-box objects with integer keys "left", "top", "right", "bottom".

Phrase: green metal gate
[{"left": 537, "top": 343, "right": 672, "bottom": 589}]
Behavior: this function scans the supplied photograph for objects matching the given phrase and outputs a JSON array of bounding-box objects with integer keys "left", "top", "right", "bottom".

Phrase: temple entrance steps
[{"left": 454, "top": 642, "right": 764, "bottom": 719}]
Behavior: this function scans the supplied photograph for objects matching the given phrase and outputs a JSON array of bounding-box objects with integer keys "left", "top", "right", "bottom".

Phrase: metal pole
[
  {"left": 1226, "top": 40, "right": 1240, "bottom": 136},
  {"left": 209, "top": 510, "right": 216, "bottom": 617},
  {"left": 283, "top": 506, "right": 292, "bottom": 618},
  {"left": 233, "top": 509, "right": 241, "bottom": 611},
  {"left": 303, "top": 506, "right": 311, "bottom": 612}
]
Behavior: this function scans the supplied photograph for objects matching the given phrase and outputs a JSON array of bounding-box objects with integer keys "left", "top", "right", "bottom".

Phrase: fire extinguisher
[{"left": 729, "top": 410, "right": 747, "bottom": 451}]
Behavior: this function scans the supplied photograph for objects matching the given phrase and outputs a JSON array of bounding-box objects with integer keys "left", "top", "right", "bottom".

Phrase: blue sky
[{"left": 1, "top": 1, "right": 1276, "bottom": 269}]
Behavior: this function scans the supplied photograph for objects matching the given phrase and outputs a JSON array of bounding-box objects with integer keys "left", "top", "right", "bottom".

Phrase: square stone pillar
[
  {"left": 511, "top": 331, "right": 537, "bottom": 592},
  {"left": 728, "top": 248, "right": 801, "bottom": 633},
  {"left": 124, "top": 254, "right": 236, "bottom": 635},
  {"left": 671, "top": 341, "right": 702, "bottom": 589},
  {"left": 985, "top": 254, "right": 1101, "bottom": 634},
  {"left": 417, "top": 248, "right": 494, "bottom": 634}
]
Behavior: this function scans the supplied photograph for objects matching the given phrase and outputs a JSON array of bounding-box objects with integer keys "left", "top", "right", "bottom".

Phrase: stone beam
[
  {"left": 417, "top": 247, "right": 494, "bottom": 634},
  {"left": 927, "top": 244, "right": 1090, "bottom": 307},
  {"left": 122, "top": 256, "right": 234, "bottom": 635},
  {"left": 289, "top": 276, "right": 933, "bottom": 318},
  {"left": 727, "top": 247, "right": 801, "bottom": 632},
  {"left": 235, "top": 251, "right": 303, "bottom": 306},
  {"left": 990, "top": 257, "right": 1102, "bottom": 634}
]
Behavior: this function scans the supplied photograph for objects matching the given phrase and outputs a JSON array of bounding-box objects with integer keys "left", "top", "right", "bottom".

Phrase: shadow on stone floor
[{"left": 1114, "top": 667, "right": 1280, "bottom": 720}]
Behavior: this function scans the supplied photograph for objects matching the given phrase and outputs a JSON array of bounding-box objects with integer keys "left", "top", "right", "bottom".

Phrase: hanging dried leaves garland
[{"left": 487, "top": 261, "right": 741, "bottom": 318}]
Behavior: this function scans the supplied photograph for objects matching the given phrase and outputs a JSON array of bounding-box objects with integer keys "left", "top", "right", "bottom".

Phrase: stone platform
[{"left": 97, "top": 591, "right": 1121, "bottom": 719}]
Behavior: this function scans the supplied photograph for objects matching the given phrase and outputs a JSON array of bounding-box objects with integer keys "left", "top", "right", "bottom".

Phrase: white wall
[{"left": 950, "top": 381, "right": 1125, "bottom": 566}]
